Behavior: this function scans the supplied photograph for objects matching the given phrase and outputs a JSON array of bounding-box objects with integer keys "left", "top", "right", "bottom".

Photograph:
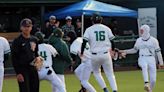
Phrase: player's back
[
  {"left": 38, "top": 43, "right": 57, "bottom": 66},
  {"left": 70, "top": 37, "right": 91, "bottom": 60},
  {"left": 70, "top": 37, "right": 82, "bottom": 55},
  {"left": 84, "top": 24, "right": 114, "bottom": 53}
]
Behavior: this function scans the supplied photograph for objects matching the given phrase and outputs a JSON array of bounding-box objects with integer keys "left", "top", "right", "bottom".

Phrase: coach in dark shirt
[{"left": 11, "top": 18, "right": 40, "bottom": 92}]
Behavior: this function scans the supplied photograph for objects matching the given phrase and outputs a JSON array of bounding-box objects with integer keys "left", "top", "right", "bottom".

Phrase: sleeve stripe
[
  {"left": 4, "top": 49, "right": 10, "bottom": 54},
  {"left": 134, "top": 46, "right": 138, "bottom": 50},
  {"left": 70, "top": 51, "right": 78, "bottom": 55},
  {"left": 83, "top": 37, "right": 89, "bottom": 41},
  {"left": 155, "top": 48, "right": 161, "bottom": 52},
  {"left": 109, "top": 36, "right": 115, "bottom": 40}
]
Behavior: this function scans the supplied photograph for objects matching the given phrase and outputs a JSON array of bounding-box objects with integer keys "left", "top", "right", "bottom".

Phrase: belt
[
  {"left": 92, "top": 51, "right": 108, "bottom": 55},
  {"left": 140, "top": 55, "right": 153, "bottom": 57}
]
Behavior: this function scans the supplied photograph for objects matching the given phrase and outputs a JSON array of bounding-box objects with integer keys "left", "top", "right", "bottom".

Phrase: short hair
[{"left": 91, "top": 13, "right": 103, "bottom": 23}]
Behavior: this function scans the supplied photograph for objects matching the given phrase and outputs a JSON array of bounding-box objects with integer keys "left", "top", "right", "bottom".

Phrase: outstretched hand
[
  {"left": 110, "top": 50, "right": 116, "bottom": 59},
  {"left": 119, "top": 50, "right": 127, "bottom": 59},
  {"left": 158, "top": 64, "right": 164, "bottom": 69},
  {"left": 110, "top": 49, "right": 127, "bottom": 60}
]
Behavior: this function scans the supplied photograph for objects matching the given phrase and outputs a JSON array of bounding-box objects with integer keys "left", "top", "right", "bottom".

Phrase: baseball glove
[{"left": 32, "top": 56, "right": 44, "bottom": 70}]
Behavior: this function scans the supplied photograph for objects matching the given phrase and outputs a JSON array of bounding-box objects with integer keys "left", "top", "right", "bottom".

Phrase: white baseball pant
[
  {"left": 138, "top": 56, "right": 156, "bottom": 92},
  {"left": 53, "top": 74, "right": 66, "bottom": 92},
  {"left": 75, "top": 60, "right": 96, "bottom": 92},
  {"left": 91, "top": 52, "right": 118, "bottom": 91},
  {"left": 38, "top": 66, "right": 66, "bottom": 92},
  {"left": 0, "top": 64, "right": 4, "bottom": 92}
]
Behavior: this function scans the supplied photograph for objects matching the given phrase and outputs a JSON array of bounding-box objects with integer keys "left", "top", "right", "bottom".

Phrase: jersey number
[
  {"left": 94, "top": 31, "right": 105, "bottom": 41},
  {"left": 40, "top": 51, "right": 47, "bottom": 61}
]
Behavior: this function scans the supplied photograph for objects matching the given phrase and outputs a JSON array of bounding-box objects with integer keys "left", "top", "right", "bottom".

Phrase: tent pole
[{"left": 81, "top": 13, "right": 84, "bottom": 37}]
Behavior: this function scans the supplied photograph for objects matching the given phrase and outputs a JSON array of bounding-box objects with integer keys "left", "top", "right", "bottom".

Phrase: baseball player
[
  {"left": 35, "top": 32, "right": 66, "bottom": 92},
  {"left": 70, "top": 37, "right": 96, "bottom": 92},
  {"left": 81, "top": 13, "right": 118, "bottom": 92},
  {"left": 120, "top": 24, "right": 164, "bottom": 92},
  {"left": 0, "top": 36, "right": 10, "bottom": 92}
]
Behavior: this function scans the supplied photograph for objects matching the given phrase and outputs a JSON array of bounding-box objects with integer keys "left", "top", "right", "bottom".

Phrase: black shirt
[
  {"left": 75, "top": 27, "right": 82, "bottom": 37},
  {"left": 44, "top": 24, "right": 56, "bottom": 39},
  {"left": 11, "top": 34, "right": 39, "bottom": 74}
]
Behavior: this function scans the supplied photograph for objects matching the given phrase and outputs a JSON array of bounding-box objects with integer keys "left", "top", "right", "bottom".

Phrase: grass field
[{"left": 3, "top": 70, "right": 164, "bottom": 92}]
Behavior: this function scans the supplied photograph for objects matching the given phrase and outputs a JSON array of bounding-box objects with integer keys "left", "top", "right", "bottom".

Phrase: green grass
[{"left": 3, "top": 70, "right": 164, "bottom": 92}]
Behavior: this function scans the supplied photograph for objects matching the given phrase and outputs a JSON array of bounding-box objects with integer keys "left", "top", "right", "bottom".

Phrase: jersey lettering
[
  {"left": 40, "top": 51, "right": 47, "bottom": 61},
  {"left": 94, "top": 31, "right": 105, "bottom": 41}
]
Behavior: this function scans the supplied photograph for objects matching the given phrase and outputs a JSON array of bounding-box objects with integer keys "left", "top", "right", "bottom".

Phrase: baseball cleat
[
  {"left": 79, "top": 88, "right": 87, "bottom": 92},
  {"left": 144, "top": 83, "right": 150, "bottom": 92},
  {"left": 103, "top": 88, "right": 109, "bottom": 92}
]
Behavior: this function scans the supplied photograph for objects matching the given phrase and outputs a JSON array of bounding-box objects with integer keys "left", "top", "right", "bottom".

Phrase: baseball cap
[
  {"left": 49, "top": 15, "right": 56, "bottom": 20},
  {"left": 35, "top": 31, "right": 45, "bottom": 43},
  {"left": 20, "top": 18, "right": 32, "bottom": 27},
  {"left": 65, "top": 16, "right": 72, "bottom": 20},
  {"left": 53, "top": 28, "right": 63, "bottom": 38}
]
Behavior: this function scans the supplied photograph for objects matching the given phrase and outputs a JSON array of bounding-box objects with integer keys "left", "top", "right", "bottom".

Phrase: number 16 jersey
[{"left": 83, "top": 24, "right": 115, "bottom": 53}]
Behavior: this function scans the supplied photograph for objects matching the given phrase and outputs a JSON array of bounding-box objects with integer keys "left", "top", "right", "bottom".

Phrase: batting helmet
[
  {"left": 91, "top": 13, "right": 103, "bottom": 23},
  {"left": 35, "top": 31, "right": 45, "bottom": 43}
]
